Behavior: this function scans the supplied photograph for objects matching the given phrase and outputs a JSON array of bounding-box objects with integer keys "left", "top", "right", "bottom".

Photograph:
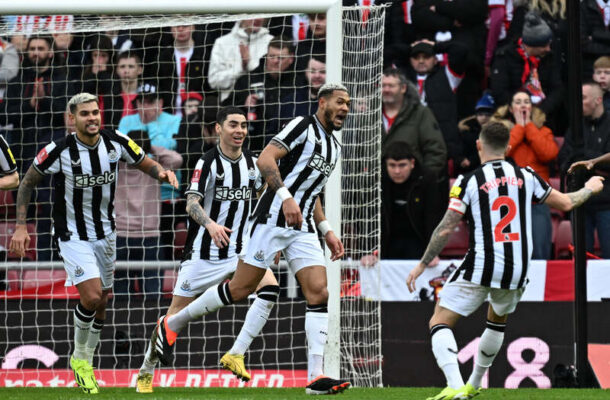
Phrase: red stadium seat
[
  {"left": 162, "top": 269, "right": 177, "bottom": 294},
  {"left": 554, "top": 220, "right": 572, "bottom": 259},
  {"left": 440, "top": 220, "right": 469, "bottom": 258},
  {"left": 0, "top": 191, "right": 15, "bottom": 219},
  {"left": 173, "top": 221, "right": 188, "bottom": 260},
  {"left": 21, "top": 270, "right": 67, "bottom": 290},
  {"left": 549, "top": 177, "right": 561, "bottom": 191},
  {"left": 554, "top": 136, "right": 564, "bottom": 150},
  {"left": 6, "top": 270, "right": 20, "bottom": 291},
  {"left": 0, "top": 222, "right": 37, "bottom": 261}
]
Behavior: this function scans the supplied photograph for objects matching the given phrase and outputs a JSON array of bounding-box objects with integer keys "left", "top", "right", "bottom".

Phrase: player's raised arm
[
  {"left": 9, "top": 166, "right": 44, "bottom": 257},
  {"left": 543, "top": 176, "right": 605, "bottom": 212},
  {"left": 313, "top": 197, "right": 344, "bottom": 261},
  {"left": 135, "top": 155, "right": 179, "bottom": 188},
  {"left": 257, "top": 140, "right": 303, "bottom": 229},
  {"left": 568, "top": 153, "right": 610, "bottom": 174},
  {"left": 406, "top": 208, "right": 463, "bottom": 293}
]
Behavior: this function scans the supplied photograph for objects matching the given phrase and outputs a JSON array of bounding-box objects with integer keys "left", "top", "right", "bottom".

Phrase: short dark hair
[
  {"left": 310, "top": 53, "right": 326, "bottom": 65},
  {"left": 480, "top": 122, "right": 510, "bottom": 153},
  {"left": 216, "top": 106, "right": 246, "bottom": 125},
  {"left": 27, "top": 35, "right": 54, "bottom": 50},
  {"left": 117, "top": 51, "right": 142, "bottom": 65},
  {"left": 383, "top": 67, "right": 408, "bottom": 86},
  {"left": 383, "top": 141, "right": 415, "bottom": 161},
  {"left": 126, "top": 130, "right": 151, "bottom": 154},
  {"left": 268, "top": 35, "right": 295, "bottom": 55}
]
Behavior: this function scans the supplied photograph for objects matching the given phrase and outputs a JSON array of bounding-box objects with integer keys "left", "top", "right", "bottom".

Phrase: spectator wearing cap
[
  {"left": 407, "top": 39, "right": 468, "bottom": 169},
  {"left": 208, "top": 18, "right": 273, "bottom": 103},
  {"left": 593, "top": 56, "right": 610, "bottom": 112},
  {"left": 456, "top": 92, "right": 495, "bottom": 175},
  {"left": 118, "top": 83, "right": 184, "bottom": 259},
  {"left": 381, "top": 67, "right": 447, "bottom": 177},
  {"left": 491, "top": 89, "right": 558, "bottom": 259},
  {"left": 490, "top": 11, "right": 563, "bottom": 133}
]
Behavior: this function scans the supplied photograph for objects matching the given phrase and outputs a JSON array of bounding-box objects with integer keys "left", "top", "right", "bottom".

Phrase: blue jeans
[
  {"left": 531, "top": 203, "right": 552, "bottom": 260},
  {"left": 585, "top": 209, "right": 610, "bottom": 259},
  {"left": 114, "top": 236, "right": 162, "bottom": 298}
]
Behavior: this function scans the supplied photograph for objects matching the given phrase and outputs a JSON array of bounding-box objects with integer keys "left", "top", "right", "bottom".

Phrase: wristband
[
  {"left": 317, "top": 220, "right": 333, "bottom": 236},
  {"left": 276, "top": 187, "right": 292, "bottom": 202}
]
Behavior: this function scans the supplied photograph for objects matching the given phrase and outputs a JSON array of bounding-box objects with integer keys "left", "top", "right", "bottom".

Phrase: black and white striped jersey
[
  {"left": 0, "top": 134, "right": 17, "bottom": 176},
  {"left": 252, "top": 115, "right": 341, "bottom": 233},
  {"left": 33, "top": 129, "right": 145, "bottom": 241},
  {"left": 183, "top": 146, "right": 263, "bottom": 261},
  {"left": 447, "top": 159, "right": 552, "bottom": 289}
]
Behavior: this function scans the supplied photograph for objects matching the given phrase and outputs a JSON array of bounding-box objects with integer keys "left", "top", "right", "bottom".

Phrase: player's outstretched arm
[
  {"left": 313, "top": 197, "right": 344, "bottom": 261},
  {"left": 136, "top": 156, "right": 179, "bottom": 188},
  {"left": 9, "top": 166, "right": 43, "bottom": 257},
  {"left": 406, "top": 209, "right": 463, "bottom": 293},
  {"left": 257, "top": 140, "right": 303, "bottom": 229},
  {"left": 543, "top": 176, "right": 605, "bottom": 212},
  {"left": 185, "top": 193, "right": 232, "bottom": 248},
  {"left": 0, "top": 171, "right": 19, "bottom": 190}
]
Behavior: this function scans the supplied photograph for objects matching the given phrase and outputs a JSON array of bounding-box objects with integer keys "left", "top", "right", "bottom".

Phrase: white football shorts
[
  {"left": 439, "top": 277, "right": 525, "bottom": 317},
  {"left": 58, "top": 232, "right": 116, "bottom": 290},
  {"left": 240, "top": 223, "right": 326, "bottom": 273},
  {"left": 172, "top": 257, "right": 237, "bottom": 297}
]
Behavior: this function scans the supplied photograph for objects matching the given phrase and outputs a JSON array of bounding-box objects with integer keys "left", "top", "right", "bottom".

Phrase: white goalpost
[{"left": 0, "top": 0, "right": 384, "bottom": 389}]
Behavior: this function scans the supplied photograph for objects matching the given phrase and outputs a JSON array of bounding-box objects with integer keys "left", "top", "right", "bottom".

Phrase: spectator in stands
[
  {"left": 381, "top": 68, "right": 447, "bottom": 178},
  {"left": 99, "top": 15, "right": 133, "bottom": 53},
  {"left": 145, "top": 24, "right": 206, "bottom": 115},
  {"left": 105, "top": 51, "right": 144, "bottom": 129},
  {"left": 229, "top": 36, "right": 297, "bottom": 153},
  {"left": 0, "top": 37, "right": 20, "bottom": 128},
  {"left": 485, "top": 0, "right": 515, "bottom": 73},
  {"left": 411, "top": 0, "right": 488, "bottom": 118},
  {"left": 407, "top": 39, "right": 467, "bottom": 167},
  {"left": 279, "top": 54, "right": 325, "bottom": 124},
  {"left": 456, "top": 92, "right": 495, "bottom": 174},
  {"left": 118, "top": 83, "right": 184, "bottom": 260},
  {"left": 114, "top": 130, "right": 182, "bottom": 298},
  {"left": 493, "top": 89, "right": 558, "bottom": 259},
  {"left": 490, "top": 11, "right": 563, "bottom": 133},
  {"left": 5, "top": 35, "right": 67, "bottom": 176},
  {"left": 295, "top": 13, "right": 326, "bottom": 71},
  {"left": 70, "top": 35, "right": 115, "bottom": 129},
  {"left": 593, "top": 56, "right": 610, "bottom": 112},
  {"left": 208, "top": 18, "right": 273, "bottom": 103},
  {"left": 581, "top": 0, "right": 610, "bottom": 78},
  {"left": 381, "top": 141, "right": 443, "bottom": 259},
  {"left": 559, "top": 81, "right": 610, "bottom": 259}
]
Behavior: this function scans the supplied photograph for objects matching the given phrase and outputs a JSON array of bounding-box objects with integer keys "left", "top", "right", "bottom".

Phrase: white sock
[
  {"left": 468, "top": 321, "right": 505, "bottom": 388},
  {"left": 431, "top": 324, "right": 464, "bottom": 389},
  {"left": 73, "top": 303, "right": 95, "bottom": 361},
  {"left": 305, "top": 304, "right": 328, "bottom": 382},
  {"left": 139, "top": 342, "right": 158, "bottom": 375},
  {"left": 167, "top": 282, "right": 232, "bottom": 334},
  {"left": 85, "top": 319, "right": 104, "bottom": 365},
  {"left": 230, "top": 285, "right": 279, "bottom": 355}
]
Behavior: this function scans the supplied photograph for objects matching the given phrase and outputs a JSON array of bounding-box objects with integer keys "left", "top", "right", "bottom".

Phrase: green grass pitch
[{"left": 0, "top": 387, "right": 608, "bottom": 400}]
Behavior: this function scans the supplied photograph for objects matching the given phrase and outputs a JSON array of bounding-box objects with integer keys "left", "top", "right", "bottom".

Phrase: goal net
[{"left": 0, "top": 6, "right": 383, "bottom": 389}]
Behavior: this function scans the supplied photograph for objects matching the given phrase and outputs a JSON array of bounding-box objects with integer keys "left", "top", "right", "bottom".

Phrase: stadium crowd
[{"left": 0, "top": 0, "right": 608, "bottom": 281}]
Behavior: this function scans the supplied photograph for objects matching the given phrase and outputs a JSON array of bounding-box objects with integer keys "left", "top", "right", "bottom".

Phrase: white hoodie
[{"left": 208, "top": 22, "right": 273, "bottom": 102}]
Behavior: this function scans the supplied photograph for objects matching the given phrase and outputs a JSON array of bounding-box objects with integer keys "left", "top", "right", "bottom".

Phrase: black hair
[
  {"left": 268, "top": 35, "right": 295, "bottom": 55},
  {"left": 216, "top": 106, "right": 246, "bottom": 125},
  {"left": 480, "top": 122, "right": 510, "bottom": 153},
  {"left": 383, "top": 141, "right": 415, "bottom": 161}
]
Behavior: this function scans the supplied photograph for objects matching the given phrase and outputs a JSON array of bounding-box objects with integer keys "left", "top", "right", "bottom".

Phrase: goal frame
[{"left": 0, "top": 0, "right": 345, "bottom": 379}]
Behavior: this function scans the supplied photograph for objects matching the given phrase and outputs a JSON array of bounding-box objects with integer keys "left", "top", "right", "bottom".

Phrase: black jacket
[
  {"left": 380, "top": 164, "right": 444, "bottom": 259},
  {"left": 558, "top": 112, "right": 610, "bottom": 212},
  {"left": 581, "top": 0, "right": 610, "bottom": 75},
  {"left": 489, "top": 42, "right": 563, "bottom": 118}
]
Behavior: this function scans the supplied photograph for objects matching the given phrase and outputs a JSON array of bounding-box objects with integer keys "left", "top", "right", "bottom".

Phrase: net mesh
[{"left": 0, "top": 6, "right": 383, "bottom": 388}]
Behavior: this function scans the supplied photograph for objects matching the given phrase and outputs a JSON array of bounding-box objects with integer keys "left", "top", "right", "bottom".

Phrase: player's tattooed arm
[
  {"left": 566, "top": 188, "right": 593, "bottom": 209},
  {"left": 257, "top": 140, "right": 289, "bottom": 192},
  {"left": 259, "top": 165, "right": 284, "bottom": 192},
  {"left": 420, "top": 209, "right": 463, "bottom": 266},
  {"left": 186, "top": 193, "right": 212, "bottom": 227},
  {"left": 15, "top": 167, "right": 43, "bottom": 225}
]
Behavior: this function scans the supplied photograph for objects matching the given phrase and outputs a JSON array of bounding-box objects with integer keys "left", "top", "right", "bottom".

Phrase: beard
[{"left": 324, "top": 108, "right": 340, "bottom": 131}]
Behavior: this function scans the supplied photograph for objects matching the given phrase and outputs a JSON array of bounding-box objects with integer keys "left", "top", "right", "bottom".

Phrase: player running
[
  {"left": 9, "top": 93, "right": 178, "bottom": 394},
  {"left": 152, "top": 83, "right": 351, "bottom": 395},
  {"left": 407, "top": 122, "right": 604, "bottom": 400},
  {"left": 136, "top": 106, "right": 280, "bottom": 393}
]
